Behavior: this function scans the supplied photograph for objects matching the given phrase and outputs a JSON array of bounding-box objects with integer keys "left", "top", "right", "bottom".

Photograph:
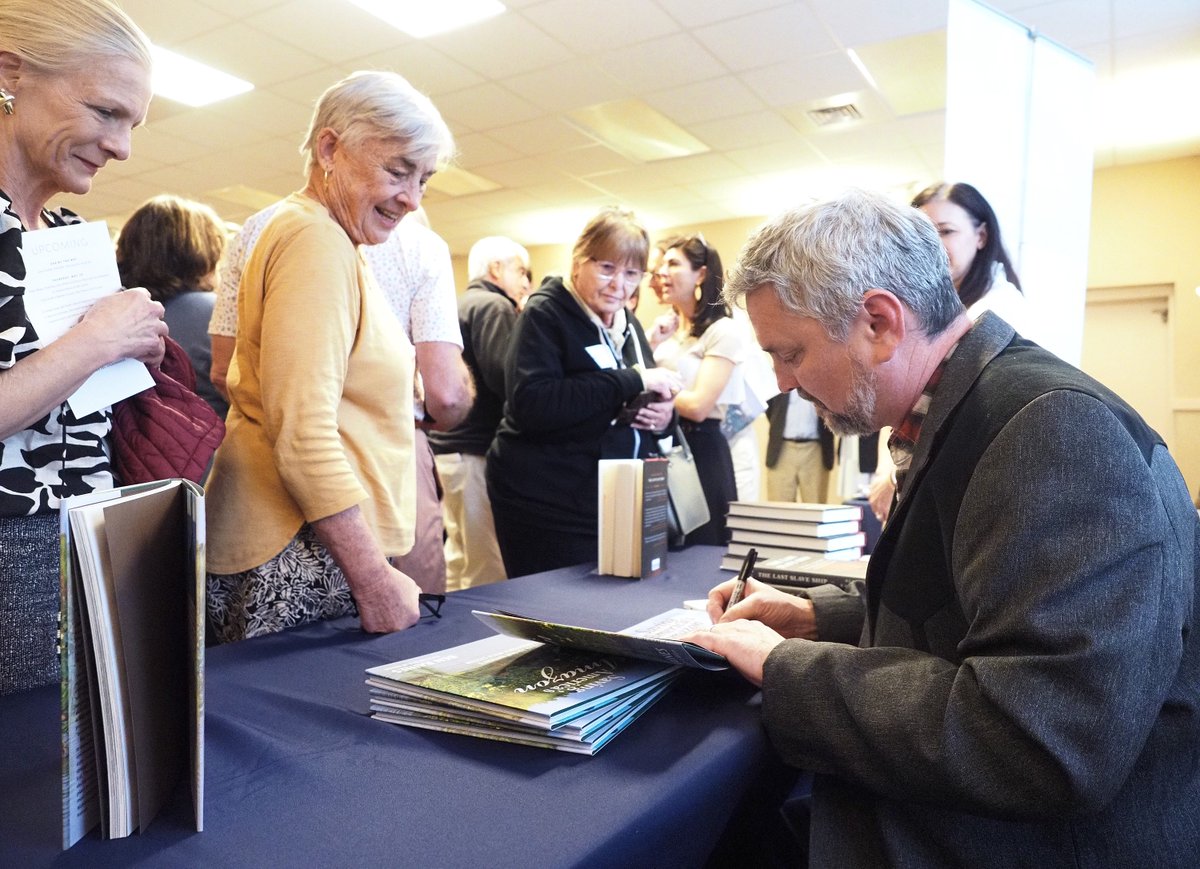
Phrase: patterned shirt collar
[{"left": 886, "top": 339, "right": 961, "bottom": 486}]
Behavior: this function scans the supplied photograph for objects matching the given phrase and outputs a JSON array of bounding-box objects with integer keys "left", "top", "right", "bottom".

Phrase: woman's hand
[
  {"left": 868, "top": 471, "right": 895, "bottom": 523},
  {"left": 311, "top": 506, "right": 421, "bottom": 634},
  {"left": 648, "top": 311, "right": 679, "bottom": 349},
  {"left": 75, "top": 288, "right": 168, "bottom": 368},
  {"left": 352, "top": 562, "right": 422, "bottom": 633},
  {"left": 705, "top": 576, "right": 818, "bottom": 640},
  {"left": 640, "top": 366, "right": 682, "bottom": 400},
  {"left": 631, "top": 397, "right": 674, "bottom": 432}
]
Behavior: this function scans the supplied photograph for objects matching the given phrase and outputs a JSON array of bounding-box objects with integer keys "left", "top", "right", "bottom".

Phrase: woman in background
[
  {"left": 911, "top": 181, "right": 1030, "bottom": 336},
  {"left": 0, "top": 0, "right": 166, "bottom": 694},
  {"left": 650, "top": 235, "right": 750, "bottom": 544},
  {"left": 204, "top": 71, "right": 454, "bottom": 642},
  {"left": 869, "top": 181, "right": 1027, "bottom": 523},
  {"left": 117, "top": 194, "right": 229, "bottom": 419},
  {"left": 487, "top": 207, "right": 679, "bottom": 577}
]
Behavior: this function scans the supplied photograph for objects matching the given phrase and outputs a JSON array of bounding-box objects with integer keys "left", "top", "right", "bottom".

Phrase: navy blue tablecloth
[{"left": 1, "top": 545, "right": 795, "bottom": 868}]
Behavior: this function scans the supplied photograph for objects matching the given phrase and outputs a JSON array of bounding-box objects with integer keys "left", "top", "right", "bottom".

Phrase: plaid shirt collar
[{"left": 886, "top": 340, "right": 960, "bottom": 488}]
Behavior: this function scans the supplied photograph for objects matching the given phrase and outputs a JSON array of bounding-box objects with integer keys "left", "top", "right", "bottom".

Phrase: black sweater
[
  {"left": 485, "top": 276, "right": 661, "bottom": 535},
  {"left": 429, "top": 279, "right": 517, "bottom": 456}
]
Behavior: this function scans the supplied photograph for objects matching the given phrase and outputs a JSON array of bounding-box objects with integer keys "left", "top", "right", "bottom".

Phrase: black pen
[{"left": 726, "top": 547, "right": 757, "bottom": 611}]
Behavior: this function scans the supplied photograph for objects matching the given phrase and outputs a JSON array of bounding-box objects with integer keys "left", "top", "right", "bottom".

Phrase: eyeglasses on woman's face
[{"left": 588, "top": 258, "right": 646, "bottom": 288}]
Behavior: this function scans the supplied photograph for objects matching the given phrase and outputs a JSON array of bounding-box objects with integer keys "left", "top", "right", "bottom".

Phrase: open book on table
[{"left": 472, "top": 607, "right": 726, "bottom": 671}]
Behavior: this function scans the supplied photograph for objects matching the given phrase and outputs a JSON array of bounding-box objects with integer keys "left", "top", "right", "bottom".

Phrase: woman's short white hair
[
  {"left": 300, "top": 71, "right": 455, "bottom": 176},
  {"left": 0, "top": 0, "right": 152, "bottom": 75}
]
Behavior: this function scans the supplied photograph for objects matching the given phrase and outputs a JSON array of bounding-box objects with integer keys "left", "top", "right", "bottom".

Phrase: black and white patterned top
[{"left": 0, "top": 189, "right": 114, "bottom": 517}]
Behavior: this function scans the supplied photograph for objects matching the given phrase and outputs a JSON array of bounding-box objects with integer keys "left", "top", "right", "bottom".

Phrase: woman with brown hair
[
  {"left": 117, "top": 194, "right": 229, "bottom": 418},
  {"left": 486, "top": 207, "right": 680, "bottom": 576}
]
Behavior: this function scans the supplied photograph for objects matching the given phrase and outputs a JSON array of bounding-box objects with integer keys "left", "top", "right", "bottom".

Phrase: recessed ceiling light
[
  {"left": 345, "top": 0, "right": 506, "bottom": 38},
  {"left": 150, "top": 45, "right": 253, "bottom": 107},
  {"left": 566, "top": 100, "right": 709, "bottom": 163}
]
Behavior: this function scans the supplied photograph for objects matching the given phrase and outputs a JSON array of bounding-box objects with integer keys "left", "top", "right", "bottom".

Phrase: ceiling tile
[
  {"left": 688, "top": 111, "right": 806, "bottom": 151},
  {"left": 346, "top": 41, "right": 487, "bottom": 97},
  {"left": 500, "top": 59, "right": 629, "bottom": 113},
  {"left": 175, "top": 22, "right": 328, "bottom": 87},
  {"left": 806, "top": 0, "right": 947, "bottom": 47},
  {"left": 451, "top": 132, "right": 525, "bottom": 168},
  {"left": 485, "top": 117, "right": 598, "bottom": 157},
  {"left": 553, "top": 144, "right": 640, "bottom": 177},
  {"left": 1112, "top": 0, "right": 1200, "bottom": 40},
  {"left": 644, "top": 76, "right": 767, "bottom": 126},
  {"left": 427, "top": 12, "right": 575, "bottom": 77},
  {"left": 655, "top": 0, "right": 794, "bottom": 29},
  {"left": 602, "top": 34, "right": 729, "bottom": 91},
  {"left": 739, "top": 51, "right": 869, "bottom": 108},
  {"left": 692, "top": 4, "right": 839, "bottom": 72},
  {"left": 1003, "top": 0, "right": 1113, "bottom": 47},
  {"left": 432, "top": 82, "right": 545, "bottom": 134},
  {"left": 520, "top": 0, "right": 681, "bottom": 53},
  {"left": 121, "top": 0, "right": 234, "bottom": 44},
  {"left": 245, "top": 0, "right": 415, "bottom": 63}
]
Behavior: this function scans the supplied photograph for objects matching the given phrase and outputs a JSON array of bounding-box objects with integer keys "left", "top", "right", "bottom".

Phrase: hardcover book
[
  {"left": 742, "top": 552, "right": 869, "bottom": 591},
  {"left": 598, "top": 458, "right": 669, "bottom": 578},
  {"left": 725, "top": 515, "right": 861, "bottom": 538},
  {"left": 726, "top": 500, "right": 863, "bottom": 524},
  {"left": 59, "top": 479, "right": 205, "bottom": 848},
  {"left": 727, "top": 533, "right": 866, "bottom": 558}
]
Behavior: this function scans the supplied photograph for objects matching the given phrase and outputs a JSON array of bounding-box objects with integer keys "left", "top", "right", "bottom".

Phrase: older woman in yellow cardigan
[{"left": 204, "top": 71, "right": 454, "bottom": 642}]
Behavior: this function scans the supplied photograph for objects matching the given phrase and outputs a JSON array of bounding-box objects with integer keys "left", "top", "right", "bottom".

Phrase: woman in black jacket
[{"left": 486, "top": 208, "right": 680, "bottom": 576}]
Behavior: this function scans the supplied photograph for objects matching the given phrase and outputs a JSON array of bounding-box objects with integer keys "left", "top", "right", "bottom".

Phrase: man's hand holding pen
[{"left": 681, "top": 549, "right": 820, "bottom": 687}]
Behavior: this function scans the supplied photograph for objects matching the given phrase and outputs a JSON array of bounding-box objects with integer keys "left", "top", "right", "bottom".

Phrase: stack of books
[
  {"left": 723, "top": 501, "right": 865, "bottom": 566},
  {"left": 366, "top": 609, "right": 723, "bottom": 755}
]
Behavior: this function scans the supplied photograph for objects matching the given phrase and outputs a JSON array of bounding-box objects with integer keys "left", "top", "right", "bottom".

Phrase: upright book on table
[
  {"left": 598, "top": 457, "right": 669, "bottom": 578},
  {"left": 59, "top": 479, "right": 205, "bottom": 848}
]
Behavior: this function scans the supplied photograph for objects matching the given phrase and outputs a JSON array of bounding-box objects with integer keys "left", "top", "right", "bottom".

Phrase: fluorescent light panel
[
  {"left": 151, "top": 45, "right": 253, "bottom": 107},
  {"left": 426, "top": 166, "right": 502, "bottom": 197},
  {"left": 566, "top": 100, "right": 709, "bottom": 163},
  {"left": 345, "top": 0, "right": 506, "bottom": 38}
]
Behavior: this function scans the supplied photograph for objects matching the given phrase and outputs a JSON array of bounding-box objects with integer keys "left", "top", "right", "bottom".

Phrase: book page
[
  {"left": 69, "top": 505, "right": 135, "bottom": 838},
  {"left": 19, "top": 221, "right": 153, "bottom": 415}
]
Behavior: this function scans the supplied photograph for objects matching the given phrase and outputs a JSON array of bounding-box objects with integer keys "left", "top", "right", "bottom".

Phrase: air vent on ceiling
[{"left": 807, "top": 104, "right": 862, "bottom": 127}]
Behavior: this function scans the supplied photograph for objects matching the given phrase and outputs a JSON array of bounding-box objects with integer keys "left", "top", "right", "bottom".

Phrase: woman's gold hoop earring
[{"left": 0, "top": 90, "right": 14, "bottom": 116}]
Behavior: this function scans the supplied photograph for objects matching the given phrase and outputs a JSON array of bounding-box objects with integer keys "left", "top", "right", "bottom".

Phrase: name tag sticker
[{"left": 586, "top": 343, "right": 618, "bottom": 369}]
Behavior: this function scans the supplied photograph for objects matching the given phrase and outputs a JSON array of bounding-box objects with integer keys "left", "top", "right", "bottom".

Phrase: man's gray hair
[
  {"left": 301, "top": 70, "right": 455, "bottom": 176},
  {"left": 724, "top": 189, "right": 963, "bottom": 340},
  {"left": 468, "top": 236, "right": 529, "bottom": 281}
]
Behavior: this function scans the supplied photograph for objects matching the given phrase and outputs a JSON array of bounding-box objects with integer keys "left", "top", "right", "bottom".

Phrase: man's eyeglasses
[{"left": 418, "top": 593, "right": 445, "bottom": 619}]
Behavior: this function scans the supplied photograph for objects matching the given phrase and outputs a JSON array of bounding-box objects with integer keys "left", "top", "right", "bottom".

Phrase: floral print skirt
[{"left": 206, "top": 524, "right": 357, "bottom": 643}]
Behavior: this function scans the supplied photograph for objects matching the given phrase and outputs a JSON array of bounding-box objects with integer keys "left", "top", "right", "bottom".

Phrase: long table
[{"left": 0, "top": 545, "right": 797, "bottom": 867}]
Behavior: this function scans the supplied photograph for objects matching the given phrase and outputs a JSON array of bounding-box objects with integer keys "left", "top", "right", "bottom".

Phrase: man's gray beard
[{"left": 817, "top": 356, "right": 879, "bottom": 437}]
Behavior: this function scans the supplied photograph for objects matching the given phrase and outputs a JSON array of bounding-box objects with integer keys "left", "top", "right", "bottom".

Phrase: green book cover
[{"left": 366, "top": 634, "right": 676, "bottom": 729}]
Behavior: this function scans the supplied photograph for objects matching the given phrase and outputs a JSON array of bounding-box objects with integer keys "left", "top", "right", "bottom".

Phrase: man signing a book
[{"left": 684, "top": 190, "right": 1199, "bottom": 868}]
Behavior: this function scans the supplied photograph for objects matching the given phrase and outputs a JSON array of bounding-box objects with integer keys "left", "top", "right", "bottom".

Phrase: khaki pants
[
  {"left": 390, "top": 428, "right": 447, "bottom": 593},
  {"left": 434, "top": 451, "right": 506, "bottom": 591},
  {"left": 767, "top": 439, "right": 831, "bottom": 503}
]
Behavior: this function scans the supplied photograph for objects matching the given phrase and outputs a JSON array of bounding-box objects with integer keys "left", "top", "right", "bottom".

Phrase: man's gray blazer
[{"left": 762, "top": 313, "right": 1199, "bottom": 867}]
